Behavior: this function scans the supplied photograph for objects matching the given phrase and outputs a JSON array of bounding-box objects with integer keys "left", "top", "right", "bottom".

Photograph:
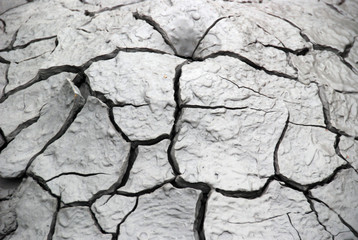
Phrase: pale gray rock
[
  {"left": 180, "top": 56, "right": 324, "bottom": 125},
  {"left": 311, "top": 168, "right": 358, "bottom": 235},
  {"left": 119, "top": 184, "right": 200, "bottom": 240},
  {"left": 79, "top": 8, "right": 174, "bottom": 54},
  {"left": 30, "top": 97, "right": 130, "bottom": 203},
  {"left": 3, "top": 177, "right": 57, "bottom": 240},
  {"left": 92, "top": 195, "right": 137, "bottom": 233},
  {"left": 174, "top": 107, "right": 287, "bottom": 191},
  {"left": 0, "top": 38, "right": 56, "bottom": 63},
  {"left": 339, "top": 136, "right": 358, "bottom": 171},
  {"left": 79, "top": 0, "right": 144, "bottom": 9},
  {"left": 205, "top": 181, "right": 330, "bottom": 240},
  {"left": 0, "top": 79, "right": 84, "bottom": 178},
  {"left": 194, "top": 14, "right": 297, "bottom": 77},
  {"left": 113, "top": 104, "right": 174, "bottom": 141},
  {"left": 0, "top": 0, "right": 27, "bottom": 15},
  {"left": 0, "top": 72, "right": 76, "bottom": 138},
  {"left": 53, "top": 207, "right": 112, "bottom": 240},
  {"left": 12, "top": 3, "right": 89, "bottom": 47},
  {"left": 5, "top": 52, "right": 52, "bottom": 92},
  {"left": 42, "top": 27, "right": 115, "bottom": 68},
  {"left": 0, "top": 63, "right": 7, "bottom": 98},
  {"left": 86, "top": 51, "right": 182, "bottom": 105},
  {"left": 119, "top": 140, "right": 174, "bottom": 193},
  {"left": 278, "top": 124, "right": 345, "bottom": 185},
  {"left": 136, "top": 0, "right": 221, "bottom": 57},
  {"left": 0, "top": 1, "right": 42, "bottom": 50},
  {"left": 260, "top": 0, "right": 358, "bottom": 52},
  {"left": 0, "top": 200, "right": 16, "bottom": 238},
  {"left": 311, "top": 200, "right": 355, "bottom": 240},
  {"left": 346, "top": 38, "right": 358, "bottom": 70},
  {"left": 321, "top": 86, "right": 358, "bottom": 137},
  {"left": 291, "top": 51, "right": 358, "bottom": 92}
]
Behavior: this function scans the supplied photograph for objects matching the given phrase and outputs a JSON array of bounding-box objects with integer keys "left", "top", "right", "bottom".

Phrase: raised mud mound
[{"left": 0, "top": 0, "right": 358, "bottom": 239}]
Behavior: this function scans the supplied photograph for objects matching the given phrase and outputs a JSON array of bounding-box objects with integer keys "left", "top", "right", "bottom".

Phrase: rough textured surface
[
  {"left": 119, "top": 140, "right": 175, "bottom": 193},
  {"left": 205, "top": 181, "right": 330, "bottom": 240},
  {"left": 1, "top": 0, "right": 358, "bottom": 239},
  {"left": 278, "top": 124, "right": 346, "bottom": 185},
  {"left": 174, "top": 107, "right": 286, "bottom": 191},
  {"left": 0, "top": 79, "right": 84, "bottom": 178},
  {"left": 311, "top": 168, "right": 358, "bottom": 238},
  {"left": 2, "top": 177, "right": 57, "bottom": 240},
  {"left": 53, "top": 207, "right": 112, "bottom": 240},
  {"left": 119, "top": 184, "right": 201, "bottom": 239},
  {"left": 29, "top": 97, "right": 130, "bottom": 203}
]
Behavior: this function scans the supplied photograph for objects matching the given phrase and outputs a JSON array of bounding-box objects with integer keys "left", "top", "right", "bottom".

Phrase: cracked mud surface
[{"left": 0, "top": 0, "right": 357, "bottom": 239}]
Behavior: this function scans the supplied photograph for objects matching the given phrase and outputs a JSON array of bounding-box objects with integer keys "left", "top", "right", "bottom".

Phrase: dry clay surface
[{"left": 0, "top": 0, "right": 358, "bottom": 239}]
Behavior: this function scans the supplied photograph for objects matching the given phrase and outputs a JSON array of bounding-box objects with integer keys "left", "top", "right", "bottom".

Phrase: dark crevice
[
  {"left": 250, "top": 40, "right": 309, "bottom": 56},
  {"left": 194, "top": 191, "right": 209, "bottom": 240},
  {"left": 0, "top": 128, "right": 8, "bottom": 152},
  {"left": 46, "top": 198, "right": 60, "bottom": 240},
  {"left": 288, "top": 121, "right": 327, "bottom": 129},
  {"left": 198, "top": 51, "right": 297, "bottom": 80},
  {"left": 115, "top": 143, "right": 138, "bottom": 189},
  {"left": 108, "top": 107, "right": 131, "bottom": 142},
  {"left": 182, "top": 104, "right": 248, "bottom": 110},
  {"left": 304, "top": 194, "right": 335, "bottom": 239},
  {"left": 216, "top": 176, "right": 274, "bottom": 199},
  {"left": 171, "top": 177, "right": 212, "bottom": 240},
  {"left": 0, "top": 56, "right": 10, "bottom": 64},
  {"left": 133, "top": 12, "right": 178, "bottom": 55},
  {"left": 192, "top": 16, "right": 229, "bottom": 58},
  {"left": 325, "top": 3, "right": 344, "bottom": 15},
  {"left": 0, "top": 18, "right": 6, "bottom": 33},
  {"left": 0, "top": 35, "right": 57, "bottom": 52},
  {"left": 6, "top": 114, "right": 41, "bottom": 141},
  {"left": 167, "top": 61, "right": 188, "bottom": 176},
  {"left": 115, "top": 196, "right": 139, "bottom": 238},
  {"left": 274, "top": 114, "right": 290, "bottom": 174},
  {"left": 45, "top": 172, "right": 108, "bottom": 183},
  {"left": 287, "top": 213, "right": 302, "bottom": 240},
  {"left": 132, "top": 134, "right": 170, "bottom": 147},
  {"left": 115, "top": 179, "right": 174, "bottom": 197},
  {"left": 308, "top": 193, "right": 358, "bottom": 237}
]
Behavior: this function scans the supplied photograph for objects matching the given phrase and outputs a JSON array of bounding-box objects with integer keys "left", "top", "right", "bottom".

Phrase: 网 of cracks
[
  {"left": 63, "top": 143, "right": 138, "bottom": 208},
  {"left": 22, "top": 102, "right": 86, "bottom": 177},
  {"left": 133, "top": 12, "right": 178, "bottom": 55},
  {"left": 304, "top": 195, "right": 335, "bottom": 239},
  {"left": 334, "top": 135, "right": 358, "bottom": 173},
  {"left": 306, "top": 192, "right": 358, "bottom": 238},
  {"left": 263, "top": 12, "right": 357, "bottom": 73},
  {"left": 167, "top": 61, "right": 189, "bottom": 176},
  {"left": 0, "top": 46, "right": 170, "bottom": 103},
  {"left": 318, "top": 86, "right": 358, "bottom": 139},
  {"left": 200, "top": 51, "right": 297, "bottom": 80}
]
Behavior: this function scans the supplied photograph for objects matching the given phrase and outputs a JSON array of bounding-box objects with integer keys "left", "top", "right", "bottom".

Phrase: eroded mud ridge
[{"left": 0, "top": 0, "right": 357, "bottom": 239}]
